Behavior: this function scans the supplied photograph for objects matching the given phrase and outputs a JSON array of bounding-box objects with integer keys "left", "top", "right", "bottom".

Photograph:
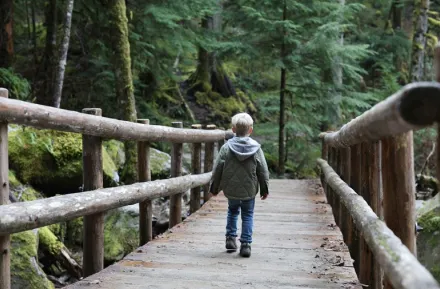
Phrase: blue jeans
[{"left": 226, "top": 198, "right": 255, "bottom": 244}]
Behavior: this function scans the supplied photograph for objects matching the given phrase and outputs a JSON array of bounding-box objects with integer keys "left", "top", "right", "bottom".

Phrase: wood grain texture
[
  {"left": 203, "top": 125, "right": 216, "bottom": 202},
  {"left": 82, "top": 108, "right": 104, "bottom": 277},
  {"left": 137, "top": 119, "right": 152, "bottom": 245},
  {"left": 0, "top": 88, "right": 10, "bottom": 289},
  {"left": 66, "top": 180, "right": 360, "bottom": 289},
  {"left": 318, "top": 159, "right": 439, "bottom": 289},
  {"left": 190, "top": 124, "right": 202, "bottom": 214},
  {"left": 0, "top": 173, "right": 212, "bottom": 235},
  {"left": 0, "top": 97, "right": 226, "bottom": 143},
  {"left": 169, "top": 122, "right": 183, "bottom": 228},
  {"left": 319, "top": 82, "right": 440, "bottom": 147}
]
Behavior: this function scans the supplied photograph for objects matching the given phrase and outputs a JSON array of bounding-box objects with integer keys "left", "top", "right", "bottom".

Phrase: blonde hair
[{"left": 231, "top": 112, "right": 253, "bottom": 137}]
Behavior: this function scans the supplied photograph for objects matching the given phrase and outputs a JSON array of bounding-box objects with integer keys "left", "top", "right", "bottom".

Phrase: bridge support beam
[
  {"left": 138, "top": 119, "right": 152, "bottom": 245},
  {"left": 169, "top": 122, "right": 183, "bottom": 228},
  {"left": 82, "top": 108, "right": 104, "bottom": 278},
  {"left": 0, "top": 88, "right": 10, "bottom": 289}
]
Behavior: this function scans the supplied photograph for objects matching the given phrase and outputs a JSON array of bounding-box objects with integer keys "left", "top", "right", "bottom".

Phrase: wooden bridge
[{"left": 2, "top": 75, "right": 440, "bottom": 288}]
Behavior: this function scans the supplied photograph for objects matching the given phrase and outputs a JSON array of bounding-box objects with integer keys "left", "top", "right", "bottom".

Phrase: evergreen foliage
[{"left": 2, "top": 0, "right": 438, "bottom": 178}]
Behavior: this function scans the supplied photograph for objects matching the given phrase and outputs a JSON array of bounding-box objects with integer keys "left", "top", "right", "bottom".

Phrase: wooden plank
[
  {"left": 66, "top": 180, "right": 360, "bottom": 289},
  {"left": 0, "top": 88, "right": 10, "bottom": 289},
  {"left": 169, "top": 122, "right": 183, "bottom": 228},
  {"left": 137, "top": 119, "right": 152, "bottom": 245},
  {"left": 82, "top": 108, "right": 104, "bottom": 277}
]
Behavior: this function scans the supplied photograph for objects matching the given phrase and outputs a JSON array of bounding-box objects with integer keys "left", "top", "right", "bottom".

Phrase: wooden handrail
[
  {"left": 318, "top": 159, "right": 440, "bottom": 289},
  {"left": 320, "top": 82, "right": 440, "bottom": 147},
  {"left": 0, "top": 97, "right": 231, "bottom": 143},
  {"left": 0, "top": 87, "right": 229, "bottom": 288},
  {"left": 0, "top": 173, "right": 211, "bottom": 236}
]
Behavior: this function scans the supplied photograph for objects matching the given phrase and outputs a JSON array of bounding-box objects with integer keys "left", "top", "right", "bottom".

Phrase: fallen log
[{"left": 38, "top": 227, "right": 82, "bottom": 279}]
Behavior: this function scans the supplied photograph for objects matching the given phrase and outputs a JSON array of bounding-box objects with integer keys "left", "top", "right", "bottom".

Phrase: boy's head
[{"left": 231, "top": 112, "right": 253, "bottom": 137}]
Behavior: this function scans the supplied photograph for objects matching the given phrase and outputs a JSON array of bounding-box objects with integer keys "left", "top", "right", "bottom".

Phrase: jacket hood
[{"left": 227, "top": 137, "right": 261, "bottom": 161}]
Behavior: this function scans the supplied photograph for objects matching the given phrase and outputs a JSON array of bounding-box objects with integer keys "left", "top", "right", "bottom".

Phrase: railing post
[
  {"left": 350, "top": 143, "right": 362, "bottom": 276},
  {"left": 169, "top": 121, "right": 183, "bottom": 228},
  {"left": 321, "top": 140, "right": 329, "bottom": 198},
  {"left": 333, "top": 148, "right": 341, "bottom": 224},
  {"left": 190, "top": 124, "right": 202, "bottom": 214},
  {"left": 339, "top": 147, "right": 350, "bottom": 242},
  {"left": 82, "top": 108, "right": 104, "bottom": 277},
  {"left": 382, "top": 132, "right": 416, "bottom": 289},
  {"left": 203, "top": 124, "right": 216, "bottom": 202},
  {"left": 138, "top": 119, "right": 152, "bottom": 245},
  {"left": 359, "top": 142, "right": 381, "bottom": 288},
  {"left": 217, "top": 127, "right": 225, "bottom": 152},
  {"left": 0, "top": 88, "right": 10, "bottom": 289}
]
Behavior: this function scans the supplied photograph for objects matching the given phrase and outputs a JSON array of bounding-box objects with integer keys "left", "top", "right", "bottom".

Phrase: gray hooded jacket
[{"left": 210, "top": 136, "right": 270, "bottom": 200}]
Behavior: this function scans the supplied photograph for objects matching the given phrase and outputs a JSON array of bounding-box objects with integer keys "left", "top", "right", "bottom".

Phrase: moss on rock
[
  {"left": 417, "top": 194, "right": 440, "bottom": 282},
  {"left": 8, "top": 127, "right": 119, "bottom": 195},
  {"left": 11, "top": 230, "right": 55, "bottom": 289}
]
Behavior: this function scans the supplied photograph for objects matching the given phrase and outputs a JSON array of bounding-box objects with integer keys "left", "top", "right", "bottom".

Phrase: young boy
[{"left": 210, "top": 112, "right": 270, "bottom": 257}]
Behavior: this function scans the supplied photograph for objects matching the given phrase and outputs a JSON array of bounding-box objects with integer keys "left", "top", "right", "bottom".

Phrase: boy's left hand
[{"left": 261, "top": 194, "right": 268, "bottom": 200}]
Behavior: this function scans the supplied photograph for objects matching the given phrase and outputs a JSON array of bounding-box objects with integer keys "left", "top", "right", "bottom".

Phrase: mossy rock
[
  {"left": 11, "top": 230, "right": 54, "bottom": 289},
  {"left": 417, "top": 193, "right": 440, "bottom": 282},
  {"left": 8, "top": 126, "right": 119, "bottom": 196},
  {"left": 102, "top": 139, "right": 174, "bottom": 180}
]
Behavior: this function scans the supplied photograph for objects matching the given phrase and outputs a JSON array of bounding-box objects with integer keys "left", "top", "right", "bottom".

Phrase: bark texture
[
  {"left": 0, "top": 173, "right": 212, "bottom": 235},
  {"left": 320, "top": 82, "right": 440, "bottom": 147},
  {"left": 37, "top": 0, "right": 58, "bottom": 106},
  {"left": 278, "top": 1, "right": 287, "bottom": 175},
  {"left": 107, "top": 0, "right": 138, "bottom": 184},
  {"left": 0, "top": 97, "right": 228, "bottom": 143},
  {"left": 52, "top": 0, "right": 74, "bottom": 108},
  {"left": 411, "top": 0, "right": 430, "bottom": 82},
  {"left": 318, "top": 158, "right": 440, "bottom": 289},
  {"left": 0, "top": 0, "right": 13, "bottom": 67}
]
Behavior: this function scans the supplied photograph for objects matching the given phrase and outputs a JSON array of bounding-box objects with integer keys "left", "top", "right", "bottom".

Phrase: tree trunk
[
  {"left": 411, "top": 0, "right": 429, "bottom": 82},
  {"left": 278, "top": 1, "right": 287, "bottom": 175},
  {"left": 37, "top": 0, "right": 58, "bottom": 106},
  {"left": 31, "top": 0, "right": 37, "bottom": 67},
  {"left": 108, "top": 0, "right": 138, "bottom": 184},
  {"left": 52, "top": 0, "right": 74, "bottom": 108},
  {"left": 190, "top": 5, "right": 236, "bottom": 98},
  {"left": 0, "top": 0, "right": 13, "bottom": 67}
]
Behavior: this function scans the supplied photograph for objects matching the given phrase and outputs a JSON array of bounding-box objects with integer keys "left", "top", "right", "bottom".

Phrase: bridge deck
[{"left": 67, "top": 180, "right": 360, "bottom": 289}]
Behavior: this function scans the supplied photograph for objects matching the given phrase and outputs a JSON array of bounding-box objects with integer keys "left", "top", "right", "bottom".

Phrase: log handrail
[
  {"left": 0, "top": 173, "right": 212, "bottom": 236},
  {"left": 0, "top": 87, "right": 228, "bottom": 289},
  {"left": 319, "top": 83, "right": 440, "bottom": 288},
  {"left": 0, "top": 96, "right": 231, "bottom": 143},
  {"left": 320, "top": 82, "right": 440, "bottom": 147},
  {"left": 318, "top": 159, "right": 439, "bottom": 289}
]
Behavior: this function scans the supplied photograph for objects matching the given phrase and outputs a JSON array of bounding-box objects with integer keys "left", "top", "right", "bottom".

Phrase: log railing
[
  {"left": 0, "top": 88, "right": 231, "bottom": 289},
  {"left": 318, "top": 82, "right": 440, "bottom": 289}
]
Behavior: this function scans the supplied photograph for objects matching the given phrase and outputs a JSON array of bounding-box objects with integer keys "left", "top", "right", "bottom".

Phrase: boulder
[
  {"left": 8, "top": 126, "right": 119, "bottom": 196},
  {"left": 10, "top": 230, "right": 55, "bottom": 289},
  {"left": 416, "top": 193, "right": 440, "bottom": 281}
]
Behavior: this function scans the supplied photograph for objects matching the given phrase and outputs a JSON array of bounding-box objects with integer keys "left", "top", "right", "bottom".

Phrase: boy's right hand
[{"left": 261, "top": 194, "right": 268, "bottom": 200}]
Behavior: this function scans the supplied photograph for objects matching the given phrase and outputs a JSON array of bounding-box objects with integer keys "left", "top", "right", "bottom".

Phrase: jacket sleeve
[
  {"left": 210, "top": 144, "right": 227, "bottom": 195},
  {"left": 256, "top": 148, "right": 270, "bottom": 196}
]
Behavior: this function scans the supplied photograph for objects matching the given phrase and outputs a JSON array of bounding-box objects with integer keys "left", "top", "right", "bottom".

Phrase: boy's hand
[{"left": 261, "top": 194, "right": 268, "bottom": 200}]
